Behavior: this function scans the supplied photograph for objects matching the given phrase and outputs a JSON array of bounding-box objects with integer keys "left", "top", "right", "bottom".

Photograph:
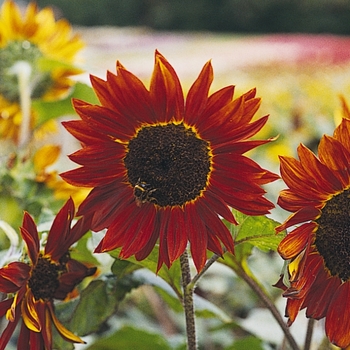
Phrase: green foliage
[
  {"left": 225, "top": 335, "right": 264, "bottom": 350},
  {"left": 109, "top": 247, "right": 182, "bottom": 297},
  {"left": 85, "top": 325, "right": 173, "bottom": 350},
  {"left": 56, "top": 275, "right": 142, "bottom": 337}
]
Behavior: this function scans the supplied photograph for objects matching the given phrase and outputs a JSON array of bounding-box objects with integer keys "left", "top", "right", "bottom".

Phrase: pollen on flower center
[
  {"left": 28, "top": 256, "right": 62, "bottom": 301},
  {"left": 0, "top": 41, "right": 52, "bottom": 102},
  {"left": 315, "top": 189, "right": 350, "bottom": 281},
  {"left": 124, "top": 122, "right": 212, "bottom": 207}
]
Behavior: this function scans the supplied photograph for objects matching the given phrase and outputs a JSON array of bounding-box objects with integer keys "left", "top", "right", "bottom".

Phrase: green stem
[
  {"left": 180, "top": 250, "right": 197, "bottom": 350},
  {"left": 235, "top": 264, "right": 300, "bottom": 350},
  {"left": 304, "top": 318, "right": 315, "bottom": 350},
  {"left": 10, "top": 61, "right": 32, "bottom": 148}
]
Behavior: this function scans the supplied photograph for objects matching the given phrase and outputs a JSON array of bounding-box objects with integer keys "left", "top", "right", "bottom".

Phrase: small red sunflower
[
  {"left": 61, "top": 51, "right": 278, "bottom": 272},
  {"left": 0, "top": 198, "right": 96, "bottom": 350},
  {"left": 275, "top": 117, "right": 350, "bottom": 348}
]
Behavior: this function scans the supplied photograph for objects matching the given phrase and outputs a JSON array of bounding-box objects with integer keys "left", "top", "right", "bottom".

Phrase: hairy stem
[{"left": 180, "top": 250, "right": 197, "bottom": 350}]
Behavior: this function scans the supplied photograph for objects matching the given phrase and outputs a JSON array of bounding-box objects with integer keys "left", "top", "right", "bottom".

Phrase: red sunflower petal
[
  {"left": 275, "top": 208, "right": 320, "bottom": 233},
  {"left": 297, "top": 143, "right": 343, "bottom": 192},
  {"left": 79, "top": 183, "right": 132, "bottom": 231},
  {"left": 325, "top": 282, "right": 350, "bottom": 348},
  {"left": 304, "top": 273, "right": 341, "bottom": 320},
  {"left": 285, "top": 297, "right": 304, "bottom": 326},
  {"left": 278, "top": 222, "right": 316, "bottom": 259},
  {"left": 17, "top": 322, "right": 30, "bottom": 350},
  {"left": 159, "top": 207, "right": 188, "bottom": 267},
  {"left": 61, "top": 163, "right": 123, "bottom": 187},
  {"left": 47, "top": 302, "right": 85, "bottom": 344},
  {"left": 279, "top": 155, "right": 328, "bottom": 199},
  {"left": 202, "top": 85, "right": 235, "bottom": 120},
  {"left": 0, "top": 300, "right": 20, "bottom": 350},
  {"left": 20, "top": 212, "right": 40, "bottom": 265},
  {"left": 277, "top": 189, "right": 323, "bottom": 212},
  {"left": 45, "top": 198, "right": 74, "bottom": 260},
  {"left": 333, "top": 117, "right": 350, "bottom": 147},
  {"left": 35, "top": 301, "right": 52, "bottom": 350},
  {"left": 55, "top": 259, "right": 96, "bottom": 300},
  {"left": 185, "top": 60, "right": 213, "bottom": 125},
  {"left": 105, "top": 68, "right": 155, "bottom": 125},
  {"left": 197, "top": 197, "right": 234, "bottom": 254},
  {"left": 62, "top": 119, "right": 104, "bottom": 145},
  {"left": 318, "top": 135, "right": 350, "bottom": 187},
  {"left": 0, "top": 262, "right": 30, "bottom": 292},
  {"left": 21, "top": 290, "right": 41, "bottom": 332},
  {"left": 119, "top": 204, "right": 157, "bottom": 259},
  {"left": 150, "top": 50, "right": 184, "bottom": 122},
  {"left": 73, "top": 101, "right": 135, "bottom": 141},
  {"left": 185, "top": 203, "right": 208, "bottom": 272}
]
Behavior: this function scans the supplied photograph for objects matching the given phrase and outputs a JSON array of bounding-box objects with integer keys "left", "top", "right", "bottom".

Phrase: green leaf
[
  {"left": 32, "top": 82, "right": 98, "bottom": 128},
  {"left": 67, "top": 276, "right": 141, "bottom": 336},
  {"left": 228, "top": 210, "right": 283, "bottom": 256},
  {"left": 111, "top": 258, "right": 141, "bottom": 278},
  {"left": 37, "top": 57, "right": 80, "bottom": 73},
  {"left": 86, "top": 326, "right": 173, "bottom": 350},
  {"left": 109, "top": 247, "right": 182, "bottom": 298},
  {"left": 224, "top": 335, "right": 264, "bottom": 350}
]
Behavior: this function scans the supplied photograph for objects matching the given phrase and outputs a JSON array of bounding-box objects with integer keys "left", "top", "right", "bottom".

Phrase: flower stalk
[
  {"left": 180, "top": 250, "right": 197, "bottom": 350},
  {"left": 10, "top": 61, "right": 32, "bottom": 148}
]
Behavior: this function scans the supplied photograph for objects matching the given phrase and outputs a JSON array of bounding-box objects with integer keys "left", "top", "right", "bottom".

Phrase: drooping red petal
[
  {"left": 197, "top": 197, "right": 235, "bottom": 254},
  {"left": 35, "top": 300, "right": 52, "bottom": 350},
  {"left": 0, "top": 300, "right": 20, "bottom": 350},
  {"left": 325, "top": 282, "right": 350, "bottom": 348},
  {"left": 21, "top": 290, "right": 41, "bottom": 333},
  {"left": 185, "top": 203, "right": 207, "bottom": 271},
  {"left": 304, "top": 273, "right": 341, "bottom": 320},
  {"left": 162, "top": 206, "right": 188, "bottom": 265},
  {"left": 47, "top": 302, "right": 85, "bottom": 344}
]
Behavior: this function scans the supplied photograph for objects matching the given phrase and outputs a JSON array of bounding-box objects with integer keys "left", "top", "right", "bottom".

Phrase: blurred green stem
[
  {"left": 10, "top": 61, "right": 32, "bottom": 148},
  {"left": 180, "top": 250, "right": 197, "bottom": 350}
]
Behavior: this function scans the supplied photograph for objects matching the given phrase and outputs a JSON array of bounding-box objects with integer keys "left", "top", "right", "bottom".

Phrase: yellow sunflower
[{"left": 0, "top": 0, "right": 84, "bottom": 143}]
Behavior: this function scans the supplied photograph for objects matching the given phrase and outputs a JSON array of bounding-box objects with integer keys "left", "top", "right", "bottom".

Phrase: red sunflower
[
  {"left": 0, "top": 198, "right": 96, "bottom": 350},
  {"left": 275, "top": 117, "right": 350, "bottom": 348},
  {"left": 61, "top": 51, "right": 278, "bottom": 272}
]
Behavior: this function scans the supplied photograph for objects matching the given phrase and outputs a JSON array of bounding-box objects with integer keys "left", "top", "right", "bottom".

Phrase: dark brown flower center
[
  {"left": 124, "top": 122, "right": 212, "bottom": 207},
  {"left": 315, "top": 189, "right": 350, "bottom": 281},
  {"left": 28, "top": 255, "right": 65, "bottom": 301}
]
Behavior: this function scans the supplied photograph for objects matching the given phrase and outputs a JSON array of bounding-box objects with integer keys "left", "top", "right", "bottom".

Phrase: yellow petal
[
  {"left": 33, "top": 145, "right": 61, "bottom": 173},
  {"left": 48, "top": 303, "right": 85, "bottom": 344},
  {"left": 21, "top": 290, "right": 41, "bottom": 332}
]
